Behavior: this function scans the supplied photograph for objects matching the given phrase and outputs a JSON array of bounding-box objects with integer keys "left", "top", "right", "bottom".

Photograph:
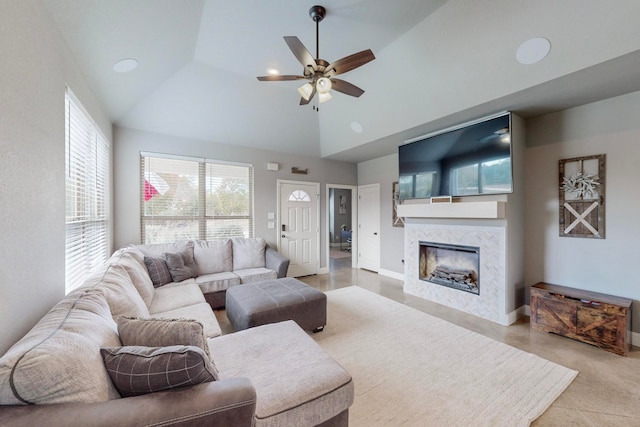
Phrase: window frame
[{"left": 140, "top": 152, "right": 254, "bottom": 243}]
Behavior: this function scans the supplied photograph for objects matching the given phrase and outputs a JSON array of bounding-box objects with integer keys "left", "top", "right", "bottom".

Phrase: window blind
[
  {"left": 141, "top": 154, "right": 253, "bottom": 244},
  {"left": 65, "top": 90, "right": 110, "bottom": 293}
]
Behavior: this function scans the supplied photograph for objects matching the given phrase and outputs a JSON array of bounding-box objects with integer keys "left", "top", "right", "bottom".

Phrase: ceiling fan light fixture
[
  {"left": 316, "top": 77, "right": 332, "bottom": 94},
  {"left": 298, "top": 83, "right": 314, "bottom": 100},
  {"left": 257, "top": 5, "right": 374, "bottom": 107},
  {"left": 318, "top": 92, "right": 332, "bottom": 103}
]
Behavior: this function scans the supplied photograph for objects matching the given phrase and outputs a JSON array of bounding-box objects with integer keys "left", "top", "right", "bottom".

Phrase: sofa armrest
[
  {"left": 0, "top": 378, "right": 256, "bottom": 427},
  {"left": 265, "top": 245, "right": 289, "bottom": 278}
]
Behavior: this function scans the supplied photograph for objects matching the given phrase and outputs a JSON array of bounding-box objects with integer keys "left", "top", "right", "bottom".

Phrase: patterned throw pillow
[
  {"left": 101, "top": 346, "right": 217, "bottom": 397},
  {"left": 164, "top": 248, "right": 198, "bottom": 282},
  {"left": 144, "top": 256, "right": 172, "bottom": 287}
]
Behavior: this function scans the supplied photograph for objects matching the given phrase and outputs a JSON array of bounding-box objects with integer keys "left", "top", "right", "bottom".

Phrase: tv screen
[{"left": 398, "top": 113, "right": 512, "bottom": 200}]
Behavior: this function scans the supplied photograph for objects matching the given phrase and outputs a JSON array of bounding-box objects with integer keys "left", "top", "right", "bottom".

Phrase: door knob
[
  {"left": 374, "top": 232, "right": 378, "bottom": 235},
  {"left": 281, "top": 234, "right": 286, "bottom": 238}
]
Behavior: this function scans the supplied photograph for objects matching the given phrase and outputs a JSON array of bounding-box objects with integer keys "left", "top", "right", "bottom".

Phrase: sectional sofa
[
  {"left": 0, "top": 238, "right": 354, "bottom": 426},
  {"left": 133, "top": 238, "right": 290, "bottom": 309}
]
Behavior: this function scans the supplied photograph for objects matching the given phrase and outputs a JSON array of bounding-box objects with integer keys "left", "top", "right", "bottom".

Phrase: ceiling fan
[{"left": 257, "top": 5, "right": 375, "bottom": 106}]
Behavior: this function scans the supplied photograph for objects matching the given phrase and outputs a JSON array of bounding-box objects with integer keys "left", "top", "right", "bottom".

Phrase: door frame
[
  {"left": 276, "top": 179, "right": 321, "bottom": 273},
  {"left": 325, "top": 184, "right": 358, "bottom": 271}
]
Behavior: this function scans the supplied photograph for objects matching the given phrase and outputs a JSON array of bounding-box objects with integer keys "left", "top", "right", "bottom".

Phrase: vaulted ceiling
[{"left": 42, "top": 0, "right": 640, "bottom": 162}]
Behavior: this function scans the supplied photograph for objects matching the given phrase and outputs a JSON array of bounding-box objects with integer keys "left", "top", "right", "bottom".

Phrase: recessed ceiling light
[
  {"left": 267, "top": 68, "right": 280, "bottom": 75},
  {"left": 112, "top": 58, "right": 138, "bottom": 73},
  {"left": 516, "top": 38, "right": 551, "bottom": 65},
  {"left": 350, "top": 122, "right": 363, "bottom": 134}
]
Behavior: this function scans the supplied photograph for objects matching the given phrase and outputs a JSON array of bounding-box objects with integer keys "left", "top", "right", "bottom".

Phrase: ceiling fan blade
[
  {"left": 284, "top": 36, "right": 317, "bottom": 71},
  {"left": 324, "top": 49, "right": 375, "bottom": 76},
  {"left": 300, "top": 86, "right": 317, "bottom": 105},
  {"left": 257, "top": 75, "right": 306, "bottom": 81},
  {"left": 331, "top": 79, "right": 365, "bottom": 97}
]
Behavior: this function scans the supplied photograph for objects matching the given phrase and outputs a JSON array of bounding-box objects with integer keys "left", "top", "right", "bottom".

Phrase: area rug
[{"left": 314, "top": 286, "right": 578, "bottom": 427}]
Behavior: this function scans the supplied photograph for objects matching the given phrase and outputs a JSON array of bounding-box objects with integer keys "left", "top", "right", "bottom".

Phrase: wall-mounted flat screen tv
[{"left": 398, "top": 112, "right": 512, "bottom": 200}]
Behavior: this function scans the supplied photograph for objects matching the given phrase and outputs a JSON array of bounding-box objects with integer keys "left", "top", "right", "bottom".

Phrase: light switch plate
[
  {"left": 267, "top": 212, "right": 275, "bottom": 220},
  {"left": 267, "top": 222, "right": 275, "bottom": 229}
]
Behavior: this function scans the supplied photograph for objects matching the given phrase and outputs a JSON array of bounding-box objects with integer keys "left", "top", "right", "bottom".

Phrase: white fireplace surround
[{"left": 405, "top": 223, "right": 509, "bottom": 325}]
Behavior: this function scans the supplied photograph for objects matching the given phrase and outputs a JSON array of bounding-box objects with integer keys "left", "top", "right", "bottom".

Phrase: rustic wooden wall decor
[
  {"left": 392, "top": 181, "right": 404, "bottom": 227},
  {"left": 558, "top": 154, "right": 605, "bottom": 238}
]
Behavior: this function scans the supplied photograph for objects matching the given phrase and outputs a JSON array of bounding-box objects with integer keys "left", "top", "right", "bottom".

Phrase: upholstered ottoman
[
  {"left": 209, "top": 321, "right": 353, "bottom": 427},
  {"left": 226, "top": 278, "right": 326, "bottom": 332}
]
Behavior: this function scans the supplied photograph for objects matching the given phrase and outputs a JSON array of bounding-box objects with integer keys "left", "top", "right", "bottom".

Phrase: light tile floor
[{"left": 218, "top": 256, "right": 640, "bottom": 426}]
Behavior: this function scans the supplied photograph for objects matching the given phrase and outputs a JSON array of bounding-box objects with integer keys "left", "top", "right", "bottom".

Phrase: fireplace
[
  {"left": 405, "top": 223, "right": 508, "bottom": 325},
  {"left": 419, "top": 241, "right": 480, "bottom": 295}
]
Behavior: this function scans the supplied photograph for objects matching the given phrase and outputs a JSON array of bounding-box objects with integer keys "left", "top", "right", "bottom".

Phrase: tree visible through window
[{"left": 141, "top": 154, "right": 253, "bottom": 243}]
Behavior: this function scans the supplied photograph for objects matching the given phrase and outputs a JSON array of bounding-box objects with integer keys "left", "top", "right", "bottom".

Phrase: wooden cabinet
[{"left": 530, "top": 282, "right": 632, "bottom": 356}]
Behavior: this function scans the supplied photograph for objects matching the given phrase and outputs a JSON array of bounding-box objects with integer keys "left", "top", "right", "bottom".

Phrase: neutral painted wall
[
  {"left": 0, "top": 1, "right": 112, "bottom": 354},
  {"left": 358, "top": 153, "right": 405, "bottom": 275},
  {"left": 525, "top": 90, "right": 640, "bottom": 332},
  {"left": 113, "top": 127, "right": 357, "bottom": 269}
]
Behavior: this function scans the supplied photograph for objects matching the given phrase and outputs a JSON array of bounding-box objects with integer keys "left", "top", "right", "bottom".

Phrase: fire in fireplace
[{"left": 419, "top": 241, "right": 480, "bottom": 295}]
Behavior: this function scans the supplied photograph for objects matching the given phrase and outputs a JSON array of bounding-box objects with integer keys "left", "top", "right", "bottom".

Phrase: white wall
[
  {"left": 525, "top": 90, "right": 640, "bottom": 331},
  {"left": 113, "top": 127, "right": 357, "bottom": 269},
  {"left": 358, "top": 153, "right": 405, "bottom": 275},
  {"left": 0, "top": 1, "right": 112, "bottom": 354}
]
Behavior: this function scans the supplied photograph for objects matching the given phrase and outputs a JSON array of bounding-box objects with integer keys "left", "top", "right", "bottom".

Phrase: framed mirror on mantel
[{"left": 558, "top": 154, "right": 606, "bottom": 239}]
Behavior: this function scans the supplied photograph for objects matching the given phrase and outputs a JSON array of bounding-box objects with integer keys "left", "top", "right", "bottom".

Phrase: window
[
  {"left": 65, "top": 89, "right": 110, "bottom": 293},
  {"left": 141, "top": 153, "right": 253, "bottom": 243},
  {"left": 288, "top": 190, "right": 311, "bottom": 202}
]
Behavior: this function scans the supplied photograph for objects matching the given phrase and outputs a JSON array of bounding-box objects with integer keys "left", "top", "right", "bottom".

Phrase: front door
[
  {"left": 278, "top": 180, "right": 319, "bottom": 277},
  {"left": 357, "top": 183, "right": 380, "bottom": 272}
]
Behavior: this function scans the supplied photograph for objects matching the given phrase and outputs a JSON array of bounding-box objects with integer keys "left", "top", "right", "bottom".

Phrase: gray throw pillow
[
  {"left": 164, "top": 248, "right": 198, "bottom": 282},
  {"left": 101, "top": 346, "right": 217, "bottom": 397},
  {"left": 144, "top": 256, "right": 172, "bottom": 287},
  {"left": 117, "top": 317, "right": 211, "bottom": 358}
]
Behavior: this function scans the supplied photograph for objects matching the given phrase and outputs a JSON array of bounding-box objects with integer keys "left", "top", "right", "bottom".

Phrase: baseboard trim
[
  {"left": 632, "top": 331, "right": 640, "bottom": 347},
  {"left": 318, "top": 266, "right": 329, "bottom": 275},
  {"left": 507, "top": 304, "right": 530, "bottom": 325},
  {"left": 378, "top": 268, "right": 404, "bottom": 281}
]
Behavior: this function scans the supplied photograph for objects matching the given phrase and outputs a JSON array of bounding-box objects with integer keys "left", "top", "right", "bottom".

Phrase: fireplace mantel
[{"left": 397, "top": 201, "right": 506, "bottom": 219}]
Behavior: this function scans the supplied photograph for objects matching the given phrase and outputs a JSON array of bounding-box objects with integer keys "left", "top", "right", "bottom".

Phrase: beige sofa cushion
[
  {"left": 152, "top": 303, "right": 222, "bottom": 338},
  {"left": 149, "top": 282, "right": 206, "bottom": 314},
  {"left": 87, "top": 264, "right": 150, "bottom": 319},
  {"left": 194, "top": 239, "right": 232, "bottom": 275},
  {"left": 0, "top": 290, "right": 121, "bottom": 405},
  {"left": 234, "top": 268, "right": 278, "bottom": 284},
  {"left": 134, "top": 240, "right": 193, "bottom": 259},
  {"left": 196, "top": 271, "right": 241, "bottom": 293},
  {"left": 232, "top": 238, "right": 266, "bottom": 270},
  {"left": 113, "top": 252, "right": 155, "bottom": 307}
]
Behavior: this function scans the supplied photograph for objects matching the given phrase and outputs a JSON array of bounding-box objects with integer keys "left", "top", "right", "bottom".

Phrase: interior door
[
  {"left": 278, "top": 181, "right": 319, "bottom": 277},
  {"left": 357, "top": 184, "right": 380, "bottom": 272}
]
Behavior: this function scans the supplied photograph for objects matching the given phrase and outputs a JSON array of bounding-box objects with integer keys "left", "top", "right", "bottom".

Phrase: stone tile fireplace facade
[{"left": 405, "top": 223, "right": 508, "bottom": 325}]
